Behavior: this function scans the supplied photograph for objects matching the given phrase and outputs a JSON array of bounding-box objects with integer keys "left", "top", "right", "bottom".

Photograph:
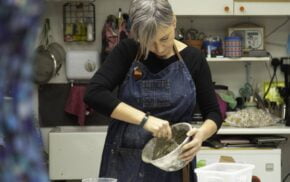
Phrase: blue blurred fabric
[{"left": 0, "top": 0, "right": 49, "bottom": 181}]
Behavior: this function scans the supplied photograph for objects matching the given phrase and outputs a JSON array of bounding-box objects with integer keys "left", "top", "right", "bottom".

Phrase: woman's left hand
[{"left": 179, "top": 128, "right": 204, "bottom": 164}]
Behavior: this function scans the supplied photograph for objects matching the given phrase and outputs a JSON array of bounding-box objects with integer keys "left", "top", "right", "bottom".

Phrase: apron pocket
[{"left": 140, "top": 79, "right": 172, "bottom": 109}]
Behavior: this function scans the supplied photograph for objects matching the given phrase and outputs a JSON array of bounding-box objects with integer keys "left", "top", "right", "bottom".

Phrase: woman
[{"left": 84, "top": 0, "right": 222, "bottom": 181}]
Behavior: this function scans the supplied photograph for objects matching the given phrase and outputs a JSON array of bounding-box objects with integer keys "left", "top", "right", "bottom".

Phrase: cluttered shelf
[
  {"left": 207, "top": 57, "right": 271, "bottom": 62},
  {"left": 192, "top": 123, "right": 290, "bottom": 135}
]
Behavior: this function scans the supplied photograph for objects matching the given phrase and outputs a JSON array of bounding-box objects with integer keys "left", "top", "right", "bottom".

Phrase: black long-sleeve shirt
[{"left": 84, "top": 39, "right": 222, "bottom": 129}]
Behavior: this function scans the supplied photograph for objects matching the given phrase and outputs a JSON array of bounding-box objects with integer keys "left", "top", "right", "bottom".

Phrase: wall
[
  {"left": 42, "top": 5, "right": 290, "bottom": 94},
  {"left": 38, "top": 0, "right": 290, "bottom": 180},
  {"left": 41, "top": 0, "right": 132, "bottom": 83},
  {"left": 177, "top": 16, "right": 289, "bottom": 96},
  {"left": 37, "top": 0, "right": 132, "bottom": 154}
]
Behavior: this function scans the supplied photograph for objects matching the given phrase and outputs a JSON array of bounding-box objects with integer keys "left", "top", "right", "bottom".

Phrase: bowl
[{"left": 141, "top": 122, "right": 192, "bottom": 171}]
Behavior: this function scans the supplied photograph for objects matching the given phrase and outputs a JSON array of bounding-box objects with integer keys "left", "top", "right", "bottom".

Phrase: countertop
[
  {"left": 192, "top": 123, "right": 290, "bottom": 135},
  {"left": 50, "top": 123, "right": 290, "bottom": 135}
]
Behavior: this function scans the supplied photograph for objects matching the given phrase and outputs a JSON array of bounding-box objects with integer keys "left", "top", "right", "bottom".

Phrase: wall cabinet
[
  {"left": 168, "top": 0, "right": 290, "bottom": 16},
  {"left": 234, "top": 0, "right": 290, "bottom": 16},
  {"left": 168, "top": 0, "right": 233, "bottom": 16}
]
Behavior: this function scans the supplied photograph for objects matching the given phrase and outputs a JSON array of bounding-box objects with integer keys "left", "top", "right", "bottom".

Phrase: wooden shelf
[
  {"left": 207, "top": 57, "right": 271, "bottom": 62},
  {"left": 192, "top": 123, "right": 290, "bottom": 135}
]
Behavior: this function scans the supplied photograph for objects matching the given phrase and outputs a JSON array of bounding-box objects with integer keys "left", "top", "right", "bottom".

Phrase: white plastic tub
[
  {"left": 82, "top": 177, "right": 117, "bottom": 182},
  {"left": 195, "top": 163, "right": 255, "bottom": 182}
]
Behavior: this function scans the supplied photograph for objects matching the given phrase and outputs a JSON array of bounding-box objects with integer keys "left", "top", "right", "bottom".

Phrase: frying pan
[
  {"left": 33, "top": 42, "right": 65, "bottom": 84},
  {"left": 33, "top": 18, "right": 66, "bottom": 84}
]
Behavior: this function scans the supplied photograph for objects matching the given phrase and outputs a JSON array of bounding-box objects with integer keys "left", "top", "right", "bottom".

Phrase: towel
[
  {"left": 64, "top": 85, "right": 91, "bottom": 125},
  {"left": 216, "top": 93, "right": 227, "bottom": 120}
]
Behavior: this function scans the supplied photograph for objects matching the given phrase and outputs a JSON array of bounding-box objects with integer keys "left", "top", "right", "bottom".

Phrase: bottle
[
  {"left": 80, "top": 19, "right": 87, "bottom": 41},
  {"left": 74, "top": 20, "right": 82, "bottom": 41},
  {"left": 117, "top": 8, "right": 123, "bottom": 42},
  {"left": 87, "top": 21, "right": 93, "bottom": 41},
  {"left": 207, "top": 44, "right": 211, "bottom": 58},
  {"left": 118, "top": 8, "right": 123, "bottom": 28}
]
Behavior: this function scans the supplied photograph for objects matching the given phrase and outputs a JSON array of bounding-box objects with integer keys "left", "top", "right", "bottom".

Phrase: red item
[
  {"left": 216, "top": 93, "right": 227, "bottom": 120},
  {"left": 65, "top": 85, "right": 91, "bottom": 125}
]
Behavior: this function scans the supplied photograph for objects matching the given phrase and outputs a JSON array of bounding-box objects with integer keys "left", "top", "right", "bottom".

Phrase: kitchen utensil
[
  {"left": 33, "top": 18, "right": 66, "bottom": 84},
  {"left": 33, "top": 46, "right": 56, "bottom": 84},
  {"left": 142, "top": 122, "right": 192, "bottom": 172},
  {"left": 253, "top": 91, "right": 267, "bottom": 112},
  {"left": 47, "top": 42, "right": 65, "bottom": 75},
  {"left": 239, "top": 62, "right": 254, "bottom": 102}
]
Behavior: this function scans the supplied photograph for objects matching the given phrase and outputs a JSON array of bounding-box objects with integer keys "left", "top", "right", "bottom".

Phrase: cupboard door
[
  {"left": 168, "top": 0, "right": 233, "bottom": 15},
  {"left": 234, "top": 0, "right": 290, "bottom": 15}
]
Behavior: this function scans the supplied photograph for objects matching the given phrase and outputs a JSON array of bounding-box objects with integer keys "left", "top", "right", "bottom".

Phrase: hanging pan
[{"left": 33, "top": 18, "right": 66, "bottom": 84}]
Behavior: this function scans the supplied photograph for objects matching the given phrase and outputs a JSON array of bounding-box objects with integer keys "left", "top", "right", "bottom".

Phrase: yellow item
[
  {"left": 264, "top": 81, "right": 284, "bottom": 105},
  {"left": 65, "top": 23, "right": 73, "bottom": 35}
]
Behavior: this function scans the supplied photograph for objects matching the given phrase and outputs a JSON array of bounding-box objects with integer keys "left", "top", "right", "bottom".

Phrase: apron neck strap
[
  {"left": 134, "top": 42, "right": 184, "bottom": 62},
  {"left": 134, "top": 45, "right": 143, "bottom": 62},
  {"left": 173, "top": 43, "right": 184, "bottom": 62}
]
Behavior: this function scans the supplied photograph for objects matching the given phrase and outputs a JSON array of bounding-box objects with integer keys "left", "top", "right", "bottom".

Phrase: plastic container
[
  {"left": 195, "top": 163, "right": 255, "bottom": 182},
  {"left": 142, "top": 122, "right": 192, "bottom": 172},
  {"left": 203, "top": 38, "right": 223, "bottom": 58},
  {"left": 82, "top": 178, "right": 117, "bottom": 182},
  {"left": 224, "top": 36, "right": 242, "bottom": 57}
]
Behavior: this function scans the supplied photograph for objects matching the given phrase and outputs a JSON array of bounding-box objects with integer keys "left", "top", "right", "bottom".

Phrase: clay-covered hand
[
  {"left": 180, "top": 128, "right": 204, "bottom": 164},
  {"left": 143, "top": 115, "right": 172, "bottom": 140}
]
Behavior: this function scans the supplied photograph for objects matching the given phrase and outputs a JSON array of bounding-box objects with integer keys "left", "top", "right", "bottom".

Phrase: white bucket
[
  {"left": 195, "top": 163, "right": 255, "bottom": 182},
  {"left": 82, "top": 178, "right": 117, "bottom": 182}
]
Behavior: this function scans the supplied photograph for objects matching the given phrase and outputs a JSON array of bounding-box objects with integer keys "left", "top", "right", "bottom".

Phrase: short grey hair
[{"left": 129, "top": 0, "right": 174, "bottom": 59}]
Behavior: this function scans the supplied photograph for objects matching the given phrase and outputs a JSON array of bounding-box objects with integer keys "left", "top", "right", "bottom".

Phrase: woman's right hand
[{"left": 143, "top": 115, "right": 172, "bottom": 140}]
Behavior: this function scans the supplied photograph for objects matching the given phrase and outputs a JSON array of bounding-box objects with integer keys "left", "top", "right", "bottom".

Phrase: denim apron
[{"left": 99, "top": 45, "right": 197, "bottom": 182}]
